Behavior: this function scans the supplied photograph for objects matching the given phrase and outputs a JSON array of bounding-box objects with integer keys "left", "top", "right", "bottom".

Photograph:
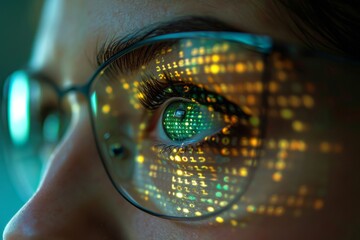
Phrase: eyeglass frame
[{"left": 2, "top": 31, "right": 358, "bottom": 221}]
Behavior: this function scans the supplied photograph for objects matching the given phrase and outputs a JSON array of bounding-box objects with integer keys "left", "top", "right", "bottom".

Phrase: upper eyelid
[{"left": 138, "top": 74, "right": 250, "bottom": 120}]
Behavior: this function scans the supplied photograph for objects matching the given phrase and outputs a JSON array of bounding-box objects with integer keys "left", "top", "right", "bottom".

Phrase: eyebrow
[{"left": 95, "top": 16, "right": 240, "bottom": 68}]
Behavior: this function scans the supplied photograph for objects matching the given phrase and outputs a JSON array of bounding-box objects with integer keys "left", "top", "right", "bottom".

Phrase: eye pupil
[
  {"left": 109, "top": 143, "right": 124, "bottom": 158},
  {"left": 162, "top": 100, "right": 214, "bottom": 142},
  {"left": 174, "top": 109, "right": 186, "bottom": 119}
]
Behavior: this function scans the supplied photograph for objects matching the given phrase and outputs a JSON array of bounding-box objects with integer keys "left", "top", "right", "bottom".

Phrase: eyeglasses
[{"left": 1, "top": 31, "right": 359, "bottom": 220}]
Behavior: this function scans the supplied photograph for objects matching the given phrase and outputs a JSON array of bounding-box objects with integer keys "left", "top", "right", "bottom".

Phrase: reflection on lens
[
  {"left": 2, "top": 71, "right": 67, "bottom": 199},
  {"left": 7, "top": 71, "right": 30, "bottom": 146},
  {"left": 90, "top": 35, "right": 266, "bottom": 218}
]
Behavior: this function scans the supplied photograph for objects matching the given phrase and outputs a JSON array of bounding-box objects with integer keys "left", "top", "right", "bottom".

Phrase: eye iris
[{"left": 162, "top": 100, "right": 213, "bottom": 142}]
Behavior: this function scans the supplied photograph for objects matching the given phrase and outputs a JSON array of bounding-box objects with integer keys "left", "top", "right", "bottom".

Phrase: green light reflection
[{"left": 8, "top": 71, "right": 30, "bottom": 146}]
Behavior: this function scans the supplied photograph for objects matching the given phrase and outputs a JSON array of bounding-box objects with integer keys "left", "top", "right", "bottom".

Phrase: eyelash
[{"left": 137, "top": 73, "right": 250, "bottom": 153}]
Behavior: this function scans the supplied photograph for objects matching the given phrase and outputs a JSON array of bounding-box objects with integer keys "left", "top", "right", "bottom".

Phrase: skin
[{"left": 3, "top": 0, "right": 360, "bottom": 239}]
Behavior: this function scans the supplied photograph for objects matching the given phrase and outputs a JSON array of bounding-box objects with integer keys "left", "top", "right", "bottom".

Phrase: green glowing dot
[
  {"left": 188, "top": 195, "right": 196, "bottom": 201},
  {"left": 215, "top": 192, "right": 222, "bottom": 197},
  {"left": 250, "top": 116, "right": 260, "bottom": 126}
]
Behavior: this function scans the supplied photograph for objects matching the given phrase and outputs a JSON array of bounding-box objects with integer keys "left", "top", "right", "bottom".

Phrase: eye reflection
[
  {"left": 89, "top": 34, "right": 345, "bottom": 224},
  {"left": 3, "top": 70, "right": 68, "bottom": 199},
  {"left": 91, "top": 36, "right": 264, "bottom": 219}
]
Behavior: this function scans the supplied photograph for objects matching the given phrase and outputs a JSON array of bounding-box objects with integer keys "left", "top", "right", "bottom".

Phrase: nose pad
[{"left": 2, "top": 98, "right": 128, "bottom": 239}]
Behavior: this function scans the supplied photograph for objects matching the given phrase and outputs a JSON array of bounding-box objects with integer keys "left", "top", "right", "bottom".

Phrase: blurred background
[{"left": 0, "top": 1, "right": 42, "bottom": 233}]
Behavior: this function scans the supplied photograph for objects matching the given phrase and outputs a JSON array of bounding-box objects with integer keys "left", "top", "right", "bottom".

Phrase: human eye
[
  {"left": 136, "top": 73, "right": 250, "bottom": 152},
  {"left": 90, "top": 29, "right": 359, "bottom": 227},
  {"left": 90, "top": 34, "right": 265, "bottom": 219}
]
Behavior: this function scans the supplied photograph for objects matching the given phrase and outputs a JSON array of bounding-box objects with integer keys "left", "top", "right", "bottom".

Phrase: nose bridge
[{"left": 3, "top": 97, "right": 126, "bottom": 239}]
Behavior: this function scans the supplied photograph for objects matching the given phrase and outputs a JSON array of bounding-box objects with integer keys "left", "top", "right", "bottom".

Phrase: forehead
[{"left": 29, "top": 0, "right": 292, "bottom": 87}]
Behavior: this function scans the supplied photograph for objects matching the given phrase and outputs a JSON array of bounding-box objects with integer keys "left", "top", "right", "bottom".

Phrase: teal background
[{"left": 0, "top": 1, "right": 41, "bottom": 234}]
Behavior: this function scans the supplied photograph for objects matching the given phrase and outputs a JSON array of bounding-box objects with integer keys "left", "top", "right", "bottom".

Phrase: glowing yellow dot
[
  {"left": 277, "top": 151, "right": 288, "bottom": 159},
  {"left": 279, "top": 139, "right": 289, "bottom": 149},
  {"left": 255, "top": 81, "right": 263, "bottom": 92},
  {"left": 210, "top": 64, "right": 220, "bottom": 74},
  {"left": 139, "top": 123, "right": 146, "bottom": 130},
  {"left": 207, "top": 206, "right": 215, "bottom": 212},
  {"left": 246, "top": 205, "right": 256, "bottom": 213},
  {"left": 222, "top": 127, "right": 230, "bottom": 135},
  {"left": 176, "top": 169, "right": 183, "bottom": 176},
  {"left": 138, "top": 93, "right": 145, "bottom": 99},
  {"left": 267, "top": 161, "right": 274, "bottom": 169},
  {"left": 212, "top": 54, "right": 220, "bottom": 63},
  {"left": 137, "top": 155, "right": 144, "bottom": 163},
  {"left": 269, "top": 81, "right": 279, "bottom": 93},
  {"left": 298, "top": 185, "right": 308, "bottom": 195},
  {"left": 232, "top": 204, "right": 239, "bottom": 210},
  {"left": 320, "top": 142, "right": 331, "bottom": 153},
  {"left": 235, "top": 63, "right": 246, "bottom": 73},
  {"left": 195, "top": 211, "right": 202, "bottom": 216},
  {"left": 240, "top": 167, "right": 248, "bottom": 177},
  {"left": 230, "top": 220, "right": 238, "bottom": 227},
  {"left": 275, "top": 206, "right": 285, "bottom": 216},
  {"left": 215, "top": 217, "right": 224, "bottom": 223},
  {"left": 303, "top": 95, "right": 314, "bottom": 108},
  {"left": 102, "top": 104, "right": 111, "bottom": 114},
  {"left": 174, "top": 155, "right": 181, "bottom": 161},
  {"left": 247, "top": 95, "right": 256, "bottom": 105},
  {"left": 314, "top": 199, "right": 324, "bottom": 210},
  {"left": 255, "top": 60, "right": 264, "bottom": 72},
  {"left": 267, "top": 206, "right": 274, "bottom": 215},
  {"left": 281, "top": 109, "right": 293, "bottom": 119},
  {"left": 270, "top": 195, "right": 279, "bottom": 204},
  {"left": 292, "top": 121, "right": 304, "bottom": 132},
  {"left": 123, "top": 83, "right": 130, "bottom": 90},
  {"left": 258, "top": 205, "right": 266, "bottom": 214},
  {"left": 183, "top": 208, "right": 189, "bottom": 213},
  {"left": 250, "top": 138, "right": 258, "bottom": 147},
  {"left": 134, "top": 103, "right": 140, "bottom": 110},
  {"left": 275, "top": 161, "right": 286, "bottom": 170},
  {"left": 290, "top": 140, "right": 307, "bottom": 151},
  {"left": 105, "top": 86, "right": 113, "bottom": 94},
  {"left": 272, "top": 172, "right": 282, "bottom": 182},
  {"left": 221, "top": 148, "right": 230, "bottom": 156},
  {"left": 290, "top": 96, "right": 301, "bottom": 107},
  {"left": 287, "top": 196, "right": 296, "bottom": 206},
  {"left": 176, "top": 192, "right": 184, "bottom": 198}
]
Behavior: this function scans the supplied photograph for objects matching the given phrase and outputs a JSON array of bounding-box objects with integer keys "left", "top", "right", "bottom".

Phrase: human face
[{"left": 3, "top": 0, "right": 359, "bottom": 239}]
